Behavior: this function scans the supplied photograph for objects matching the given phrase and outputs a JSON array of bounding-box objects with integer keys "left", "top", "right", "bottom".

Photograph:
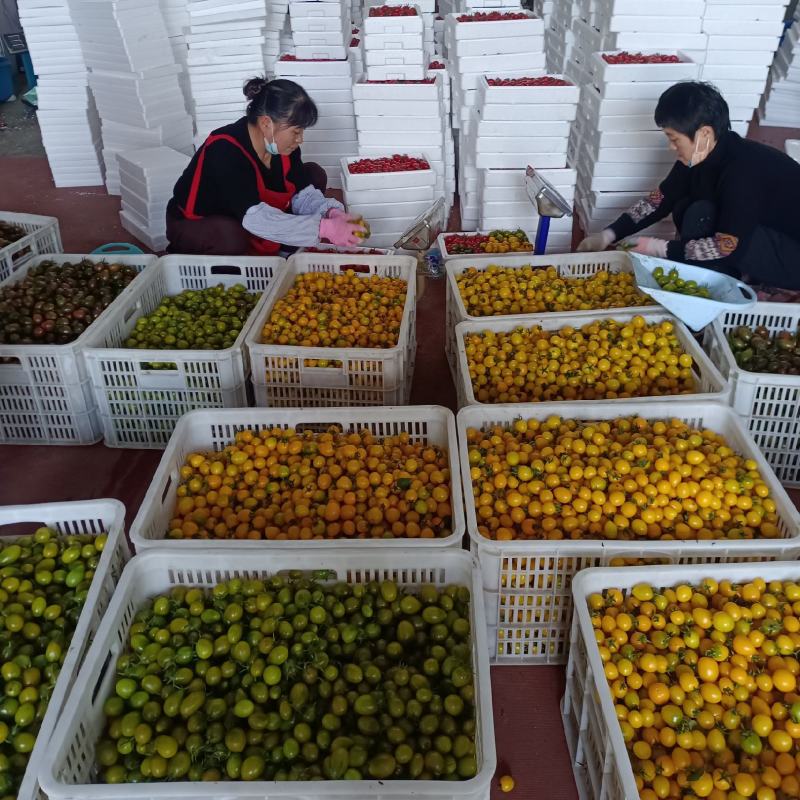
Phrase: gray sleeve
[
  {"left": 290, "top": 185, "right": 345, "bottom": 217},
  {"left": 242, "top": 202, "right": 323, "bottom": 247}
]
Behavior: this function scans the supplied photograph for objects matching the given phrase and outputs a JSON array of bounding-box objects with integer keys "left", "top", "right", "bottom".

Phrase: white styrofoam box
[
  {"left": 589, "top": 113, "right": 658, "bottom": 132},
  {"left": 476, "top": 151, "right": 568, "bottom": 168},
  {"left": 612, "top": 32, "right": 708, "bottom": 52},
  {"left": 347, "top": 198, "right": 436, "bottom": 220},
  {"left": 358, "top": 129, "right": 445, "bottom": 148},
  {"left": 354, "top": 97, "right": 441, "bottom": 116},
  {"left": 704, "top": 48, "right": 778, "bottom": 67},
  {"left": 353, "top": 76, "right": 441, "bottom": 100},
  {"left": 363, "top": 11, "right": 423, "bottom": 35},
  {"left": 474, "top": 135, "right": 568, "bottom": 154},
  {"left": 703, "top": 2, "right": 788, "bottom": 19},
  {"left": 295, "top": 43, "right": 349, "bottom": 59},
  {"left": 583, "top": 90, "right": 658, "bottom": 117},
  {"left": 579, "top": 172, "right": 664, "bottom": 192},
  {"left": 302, "top": 140, "right": 361, "bottom": 156},
  {"left": 365, "top": 48, "right": 425, "bottom": 67},
  {"left": 603, "top": 15, "right": 703, "bottom": 34},
  {"left": 599, "top": 0, "right": 705, "bottom": 14},
  {"left": 361, "top": 216, "right": 419, "bottom": 238},
  {"left": 274, "top": 55, "right": 352, "bottom": 76},
  {"left": 455, "top": 50, "right": 546, "bottom": 76},
  {"left": 312, "top": 101, "right": 357, "bottom": 118},
  {"left": 363, "top": 31, "right": 424, "bottom": 49},
  {"left": 702, "top": 63, "right": 770, "bottom": 81},
  {"left": 475, "top": 118, "right": 572, "bottom": 138},
  {"left": 356, "top": 115, "right": 444, "bottom": 133},
  {"left": 341, "top": 153, "right": 435, "bottom": 190},
  {"left": 458, "top": 63, "right": 548, "bottom": 92},
  {"left": 584, "top": 128, "right": 666, "bottom": 149},
  {"left": 591, "top": 50, "right": 698, "bottom": 84},
  {"left": 288, "top": 0, "right": 344, "bottom": 18},
  {"left": 292, "top": 74, "right": 356, "bottom": 91},
  {"left": 596, "top": 79, "right": 682, "bottom": 100},
  {"left": 712, "top": 78, "right": 774, "bottom": 94},
  {"left": 477, "top": 74, "right": 579, "bottom": 104},
  {"left": 446, "top": 10, "right": 543, "bottom": 40},
  {"left": 365, "top": 64, "right": 427, "bottom": 80},
  {"left": 451, "top": 34, "right": 544, "bottom": 57},
  {"left": 703, "top": 17, "right": 786, "bottom": 36},
  {"left": 704, "top": 33, "right": 781, "bottom": 51}
]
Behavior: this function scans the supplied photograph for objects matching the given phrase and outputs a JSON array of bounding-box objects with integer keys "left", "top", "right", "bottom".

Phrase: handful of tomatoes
[{"left": 590, "top": 576, "right": 800, "bottom": 799}]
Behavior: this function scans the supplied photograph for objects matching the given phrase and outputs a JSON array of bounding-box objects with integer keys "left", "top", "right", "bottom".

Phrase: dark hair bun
[{"left": 243, "top": 77, "right": 268, "bottom": 101}]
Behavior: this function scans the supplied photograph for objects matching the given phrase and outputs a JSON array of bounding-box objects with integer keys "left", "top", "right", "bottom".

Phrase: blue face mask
[{"left": 265, "top": 138, "right": 280, "bottom": 156}]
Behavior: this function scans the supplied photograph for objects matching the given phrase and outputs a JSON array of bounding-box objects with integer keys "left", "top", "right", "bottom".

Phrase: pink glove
[
  {"left": 319, "top": 216, "right": 367, "bottom": 247},
  {"left": 630, "top": 237, "right": 668, "bottom": 258},
  {"left": 326, "top": 207, "right": 350, "bottom": 220}
]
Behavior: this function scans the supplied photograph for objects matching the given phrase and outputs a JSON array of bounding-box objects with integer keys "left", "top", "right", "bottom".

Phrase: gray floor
[{"left": 0, "top": 70, "right": 45, "bottom": 157}]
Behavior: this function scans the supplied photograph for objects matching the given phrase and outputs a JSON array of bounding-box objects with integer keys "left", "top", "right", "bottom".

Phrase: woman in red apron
[{"left": 167, "top": 77, "right": 366, "bottom": 255}]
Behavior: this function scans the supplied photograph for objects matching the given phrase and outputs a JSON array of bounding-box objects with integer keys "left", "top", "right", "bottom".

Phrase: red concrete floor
[{"left": 2, "top": 118, "right": 800, "bottom": 799}]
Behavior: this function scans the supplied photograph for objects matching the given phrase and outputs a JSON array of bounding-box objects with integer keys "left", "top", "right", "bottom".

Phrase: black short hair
[
  {"left": 243, "top": 77, "right": 318, "bottom": 128},
  {"left": 654, "top": 81, "right": 731, "bottom": 140}
]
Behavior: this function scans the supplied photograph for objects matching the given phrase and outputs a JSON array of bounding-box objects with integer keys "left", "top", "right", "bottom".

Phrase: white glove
[
  {"left": 576, "top": 228, "right": 614, "bottom": 253},
  {"left": 629, "top": 237, "right": 668, "bottom": 258}
]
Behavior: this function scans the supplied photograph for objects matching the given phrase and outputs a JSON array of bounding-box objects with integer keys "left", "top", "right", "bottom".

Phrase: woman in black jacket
[{"left": 578, "top": 82, "right": 800, "bottom": 291}]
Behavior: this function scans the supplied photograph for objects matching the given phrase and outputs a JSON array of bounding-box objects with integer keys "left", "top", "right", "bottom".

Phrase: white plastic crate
[
  {"left": 0, "top": 254, "right": 157, "bottom": 445},
  {"left": 0, "top": 212, "right": 62, "bottom": 283},
  {"left": 565, "top": 561, "right": 800, "bottom": 799},
  {"left": 444, "top": 252, "right": 655, "bottom": 377},
  {"left": 454, "top": 310, "right": 728, "bottom": 408},
  {"left": 704, "top": 302, "right": 800, "bottom": 487},
  {"left": 41, "top": 548, "right": 495, "bottom": 800},
  {"left": 456, "top": 401, "right": 800, "bottom": 664},
  {"left": 247, "top": 253, "right": 416, "bottom": 407},
  {"left": 130, "top": 405, "right": 465, "bottom": 551},
  {"left": 84, "top": 255, "right": 284, "bottom": 449},
  {"left": 1, "top": 499, "right": 130, "bottom": 800}
]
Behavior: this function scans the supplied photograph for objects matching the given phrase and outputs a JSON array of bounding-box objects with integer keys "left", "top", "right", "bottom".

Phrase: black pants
[
  {"left": 166, "top": 162, "right": 329, "bottom": 256},
  {"left": 673, "top": 199, "right": 800, "bottom": 290}
]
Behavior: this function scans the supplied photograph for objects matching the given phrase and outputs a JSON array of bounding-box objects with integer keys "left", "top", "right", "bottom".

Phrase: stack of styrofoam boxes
[
  {"left": 275, "top": 55, "right": 357, "bottom": 190},
  {"left": 363, "top": 2, "right": 425, "bottom": 81},
  {"left": 159, "top": 0, "right": 192, "bottom": 110},
  {"left": 365, "top": 0, "right": 436, "bottom": 60},
  {"left": 566, "top": 0, "right": 709, "bottom": 90},
  {"left": 434, "top": 14, "right": 445, "bottom": 55},
  {"left": 533, "top": 0, "right": 556, "bottom": 28},
  {"left": 427, "top": 59, "right": 456, "bottom": 205},
  {"left": 265, "top": 1, "right": 290, "bottom": 70},
  {"left": 17, "top": 0, "right": 105, "bottom": 187},
  {"left": 118, "top": 147, "right": 191, "bottom": 250},
  {"left": 352, "top": 77, "right": 447, "bottom": 209},
  {"left": 545, "top": 0, "right": 576, "bottom": 73},
  {"left": 349, "top": 26, "right": 364, "bottom": 76},
  {"left": 760, "top": 14, "right": 800, "bottom": 127},
  {"left": 445, "top": 10, "right": 546, "bottom": 227},
  {"left": 70, "top": 0, "right": 193, "bottom": 195},
  {"left": 573, "top": 52, "right": 700, "bottom": 238},
  {"left": 289, "top": 0, "right": 348, "bottom": 60},
  {"left": 472, "top": 76, "right": 579, "bottom": 252},
  {"left": 701, "top": 0, "right": 787, "bottom": 135},
  {"left": 341, "top": 153, "right": 437, "bottom": 248},
  {"left": 184, "top": 0, "right": 268, "bottom": 144}
]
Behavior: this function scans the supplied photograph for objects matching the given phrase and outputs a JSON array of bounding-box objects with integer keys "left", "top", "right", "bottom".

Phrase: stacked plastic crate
[
  {"left": 342, "top": 153, "right": 437, "bottom": 248},
  {"left": 70, "top": 0, "right": 193, "bottom": 195},
  {"left": 184, "top": 0, "right": 268, "bottom": 144},
  {"left": 445, "top": 10, "right": 546, "bottom": 228},
  {"left": 701, "top": 0, "right": 787, "bottom": 135},
  {"left": 760, "top": 12, "right": 800, "bottom": 127},
  {"left": 118, "top": 147, "right": 191, "bottom": 250},
  {"left": 573, "top": 51, "right": 700, "bottom": 237},
  {"left": 17, "top": 0, "right": 105, "bottom": 187},
  {"left": 471, "top": 76, "right": 579, "bottom": 252}
]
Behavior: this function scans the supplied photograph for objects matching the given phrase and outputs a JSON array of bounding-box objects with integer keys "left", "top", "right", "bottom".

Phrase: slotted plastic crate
[
  {"left": 0, "top": 212, "right": 62, "bottom": 282},
  {"left": 444, "top": 252, "right": 656, "bottom": 378},
  {"left": 130, "top": 405, "right": 464, "bottom": 550},
  {"left": 457, "top": 401, "right": 800, "bottom": 665},
  {"left": 0, "top": 254, "right": 156, "bottom": 445},
  {"left": 40, "top": 549, "right": 495, "bottom": 800},
  {"left": 0, "top": 500, "right": 130, "bottom": 800},
  {"left": 565, "top": 561, "right": 800, "bottom": 800},
  {"left": 704, "top": 302, "right": 800, "bottom": 487},
  {"left": 454, "top": 309, "right": 729, "bottom": 408},
  {"left": 247, "top": 253, "right": 417, "bottom": 407},
  {"left": 85, "top": 255, "right": 284, "bottom": 448}
]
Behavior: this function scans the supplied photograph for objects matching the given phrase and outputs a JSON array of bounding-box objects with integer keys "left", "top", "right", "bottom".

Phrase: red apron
[{"left": 180, "top": 133, "right": 296, "bottom": 256}]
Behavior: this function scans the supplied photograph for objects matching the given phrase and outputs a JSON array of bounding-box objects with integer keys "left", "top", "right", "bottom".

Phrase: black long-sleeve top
[{"left": 609, "top": 131, "right": 800, "bottom": 273}]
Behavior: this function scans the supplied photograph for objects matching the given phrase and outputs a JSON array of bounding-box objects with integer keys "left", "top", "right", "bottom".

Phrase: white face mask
[{"left": 688, "top": 134, "right": 712, "bottom": 168}]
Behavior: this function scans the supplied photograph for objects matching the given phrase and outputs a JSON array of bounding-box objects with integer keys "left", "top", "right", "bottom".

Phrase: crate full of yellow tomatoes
[
  {"left": 565, "top": 562, "right": 800, "bottom": 800},
  {"left": 456, "top": 401, "right": 800, "bottom": 665}
]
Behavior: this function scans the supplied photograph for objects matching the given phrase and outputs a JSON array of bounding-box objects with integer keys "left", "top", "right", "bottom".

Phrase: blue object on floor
[
  {"left": 91, "top": 243, "right": 145, "bottom": 255},
  {"left": 20, "top": 53, "right": 36, "bottom": 91},
  {"left": 0, "top": 58, "right": 13, "bottom": 103}
]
